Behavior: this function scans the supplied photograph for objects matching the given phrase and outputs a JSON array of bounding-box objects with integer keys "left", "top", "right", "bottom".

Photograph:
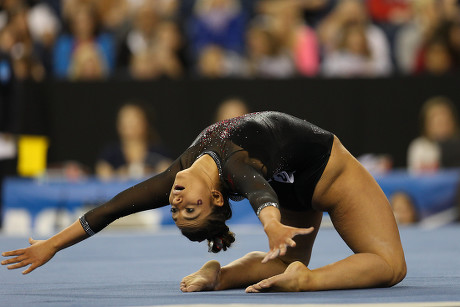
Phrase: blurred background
[{"left": 1, "top": 0, "right": 460, "bottom": 235}]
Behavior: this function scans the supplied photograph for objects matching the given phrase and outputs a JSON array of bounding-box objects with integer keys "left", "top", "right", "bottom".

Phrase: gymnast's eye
[
  {"left": 170, "top": 207, "right": 177, "bottom": 214},
  {"left": 186, "top": 208, "right": 195, "bottom": 213}
]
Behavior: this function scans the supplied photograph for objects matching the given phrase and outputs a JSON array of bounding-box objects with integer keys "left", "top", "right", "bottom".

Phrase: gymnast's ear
[{"left": 210, "top": 190, "right": 224, "bottom": 207}]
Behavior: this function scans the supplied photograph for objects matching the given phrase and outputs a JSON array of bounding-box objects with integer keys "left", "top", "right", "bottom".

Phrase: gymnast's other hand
[
  {"left": 1, "top": 238, "right": 57, "bottom": 274},
  {"left": 262, "top": 221, "right": 314, "bottom": 264}
]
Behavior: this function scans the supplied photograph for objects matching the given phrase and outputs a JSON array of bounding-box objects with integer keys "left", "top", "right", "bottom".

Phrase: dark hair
[{"left": 180, "top": 195, "right": 235, "bottom": 253}]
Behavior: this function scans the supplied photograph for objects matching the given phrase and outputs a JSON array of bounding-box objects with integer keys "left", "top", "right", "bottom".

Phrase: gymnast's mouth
[{"left": 174, "top": 185, "right": 185, "bottom": 191}]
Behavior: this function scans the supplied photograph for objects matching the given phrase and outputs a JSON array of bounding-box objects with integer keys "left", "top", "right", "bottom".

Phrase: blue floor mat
[{"left": 1, "top": 225, "right": 460, "bottom": 307}]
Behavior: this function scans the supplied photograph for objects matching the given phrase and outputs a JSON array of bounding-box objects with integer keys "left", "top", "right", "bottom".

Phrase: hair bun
[{"left": 208, "top": 231, "right": 235, "bottom": 253}]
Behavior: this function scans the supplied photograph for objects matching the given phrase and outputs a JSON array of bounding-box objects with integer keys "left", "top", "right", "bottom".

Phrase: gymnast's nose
[{"left": 172, "top": 196, "right": 182, "bottom": 205}]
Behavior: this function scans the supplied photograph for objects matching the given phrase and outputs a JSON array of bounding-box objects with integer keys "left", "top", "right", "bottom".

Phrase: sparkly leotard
[{"left": 81, "top": 111, "right": 334, "bottom": 234}]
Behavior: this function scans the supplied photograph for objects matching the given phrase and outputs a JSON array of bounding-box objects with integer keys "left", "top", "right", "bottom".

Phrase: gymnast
[{"left": 2, "top": 111, "right": 406, "bottom": 292}]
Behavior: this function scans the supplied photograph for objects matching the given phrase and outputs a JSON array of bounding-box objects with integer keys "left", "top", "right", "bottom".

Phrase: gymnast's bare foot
[
  {"left": 245, "top": 261, "right": 310, "bottom": 293},
  {"left": 180, "top": 260, "right": 221, "bottom": 292}
]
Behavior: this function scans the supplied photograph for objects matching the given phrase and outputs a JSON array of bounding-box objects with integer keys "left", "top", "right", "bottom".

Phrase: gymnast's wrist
[{"left": 258, "top": 205, "right": 281, "bottom": 227}]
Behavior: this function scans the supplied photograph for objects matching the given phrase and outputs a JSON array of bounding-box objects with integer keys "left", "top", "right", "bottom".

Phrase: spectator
[
  {"left": 394, "top": 0, "right": 442, "bottom": 74},
  {"left": 390, "top": 191, "right": 419, "bottom": 225},
  {"left": 246, "top": 21, "right": 296, "bottom": 78},
  {"left": 68, "top": 42, "right": 108, "bottom": 80},
  {"left": 96, "top": 102, "right": 172, "bottom": 180},
  {"left": 187, "top": 0, "right": 247, "bottom": 59},
  {"left": 257, "top": 0, "right": 320, "bottom": 76},
  {"left": 318, "top": 0, "right": 392, "bottom": 76},
  {"left": 407, "top": 96, "right": 459, "bottom": 173},
  {"left": 214, "top": 97, "right": 249, "bottom": 122},
  {"left": 27, "top": 1, "right": 61, "bottom": 75},
  {"left": 117, "top": 1, "right": 158, "bottom": 68},
  {"left": 53, "top": 3, "right": 115, "bottom": 78},
  {"left": 6, "top": 4, "right": 45, "bottom": 81},
  {"left": 196, "top": 44, "right": 245, "bottom": 78},
  {"left": 322, "top": 23, "right": 384, "bottom": 77},
  {"left": 414, "top": 33, "right": 455, "bottom": 76}
]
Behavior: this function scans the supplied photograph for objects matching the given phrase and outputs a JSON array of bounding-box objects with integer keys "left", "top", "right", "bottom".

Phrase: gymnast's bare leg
[{"left": 246, "top": 137, "right": 406, "bottom": 292}]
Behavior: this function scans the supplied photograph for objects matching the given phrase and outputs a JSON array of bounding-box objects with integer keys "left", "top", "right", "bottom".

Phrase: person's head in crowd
[
  {"left": 129, "top": 49, "right": 161, "bottom": 80},
  {"left": 70, "top": 4, "right": 100, "bottom": 41},
  {"left": 193, "top": 0, "right": 241, "bottom": 22},
  {"left": 420, "top": 96, "right": 459, "bottom": 142},
  {"left": 69, "top": 43, "right": 108, "bottom": 80},
  {"left": 214, "top": 98, "right": 249, "bottom": 122},
  {"left": 197, "top": 44, "right": 226, "bottom": 78},
  {"left": 156, "top": 20, "right": 183, "bottom": 53},
  {"left": 0, "top": 26, "right": 15, "bottom": 53},
  {"left": 390, "top": 192, "right": 419, "bottom": 225},
  {"left": 93, "top": 0, "right": 130, "bottom": 32},
  {"left": 156, "top": 0, "right": 180, "bottom": 19},
  {"left": 422, "top": 36, "right": 454, "bottom": 75},
  {"left": 246, "top": 21, "right": 280, "bottom": 59},
  {"left": 133, "top": 1, "right": 158, "bottom": 38},
  {"left": 117, "top": 102, "right": 155, "bottom": 143},
  {"left": 337, "top": 22, "right": 371, "bottom": 57},
  {"left": 333, "top": 0, "right": 369, "bottom": 25},
  {"left": 27, "top": 2, "right": 60, "bottom": 49}
]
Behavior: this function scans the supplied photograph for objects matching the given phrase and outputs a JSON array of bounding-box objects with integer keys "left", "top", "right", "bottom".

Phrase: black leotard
[{"left": 82, "top": 111, "right": 334, "bottom": 234}]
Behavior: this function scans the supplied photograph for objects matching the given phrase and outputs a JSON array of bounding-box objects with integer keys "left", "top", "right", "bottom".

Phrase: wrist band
[
  {"left": 256, "top": 202, "right": 279, "bottom": 217},
  {"left": 79, "top": 215, "right": 96, "bottom": 236}
]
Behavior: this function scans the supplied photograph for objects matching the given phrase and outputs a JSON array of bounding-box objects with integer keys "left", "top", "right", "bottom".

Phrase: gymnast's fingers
[
  {"left": 286, "top": 238, "right": 296, "bottom": 247},
  {"left": 294, "top": 227, "right": 314, "bottom": 236},
  {"left": 279, "top": 244, "right": 287, "bottom": 257},
  {"left": 22, "top": 263, "right": 39, "bottom": 275},
  {"left": 1, "top": 255, "right": 26, "bottom": 266},
  {"left": 2, "top": 249, "right": 25, "bottom": 258},
  {"left": 6, "top": 260, "right": 30, "bottom": 270},
  {"left": 262, "top": 250, "right": 275, "bottom": 263}
]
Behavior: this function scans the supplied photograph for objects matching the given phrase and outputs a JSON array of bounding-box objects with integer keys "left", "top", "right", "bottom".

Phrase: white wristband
[{"left": 256, "top": 202, "right": 279, "bottom": 217}]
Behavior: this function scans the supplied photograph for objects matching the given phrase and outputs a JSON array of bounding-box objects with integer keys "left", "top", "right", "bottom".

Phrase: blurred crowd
[{"left": 1, "top": 0, "right": 460, "bottom": 82}]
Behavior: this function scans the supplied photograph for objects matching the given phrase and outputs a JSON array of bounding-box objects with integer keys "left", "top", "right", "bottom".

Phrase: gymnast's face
[{"left": 169, "top": 170, "right": 214, "bottom": 228}]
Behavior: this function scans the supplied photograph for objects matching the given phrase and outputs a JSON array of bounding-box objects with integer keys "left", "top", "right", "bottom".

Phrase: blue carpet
[{"left": 1, "top": 225, "right": 460, "bottom": 306}]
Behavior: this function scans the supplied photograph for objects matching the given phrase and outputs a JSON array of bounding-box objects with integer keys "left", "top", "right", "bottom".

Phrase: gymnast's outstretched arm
[{"left": 1, "top": 159, "right": 182, "bottom": 274}]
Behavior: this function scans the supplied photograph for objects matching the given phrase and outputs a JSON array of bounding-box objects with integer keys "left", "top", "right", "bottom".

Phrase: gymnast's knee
[{"left": 385, "top": 255, "right": 407, "bottom": 287}]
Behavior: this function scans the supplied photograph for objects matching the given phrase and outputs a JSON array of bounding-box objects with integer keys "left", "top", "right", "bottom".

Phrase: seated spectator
[
  {"left": 187, "top": 0, "right": 247, "bottom": 59},
  {"left": 414, "top": 34, "right": 455, "bottom": 76},
  {"left": 318, "top": 0, "right": 392, "bottom": 76},
  {"left": 128, "top": 49, "right": 162, "bottom": 80},
  {"left": 407, "top": 96, "right": 459, "bottom": 173},
  {"left": 394, "top": 0, "right": 442, "bottom": 74},
  {"left": 68, "top": 42, "right": 108, "bottom": 80},
  {"left": 117, "top": 1, "right": 158, "bottom": 68},
  {"left": 5, "top": 4, "right": 45, "bottom": 81},
  {"left": 53, "top": 4, "right": 115, "bottom": 79},
  {"left": 96, "top": 102, "right": 172, "bottom": 180},
  {"left": 27, "top": 1, "right": 61, "bottom": 76},
  {"left": 214, "top": 97, "right": 249, "bottom": 122},
  {"left": 256, "top": 0, "right": 320, "bottom": 76},
  {"left": 196, "top": 44, "right": 246, "bottom": 78},
  {"left": 322, "top": 23, "right": 385, "bottom": 77},
  {"left": 246, "top": 21, "right": 296, "bottom": 78}
]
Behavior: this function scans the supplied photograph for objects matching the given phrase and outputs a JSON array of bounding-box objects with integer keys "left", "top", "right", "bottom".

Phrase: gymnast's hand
[
  {"left": 262, "top": 220, "right": 314, "bottom": 264},
  {"left": 1, "top": 238, "right": 58, "bottom": 274}
]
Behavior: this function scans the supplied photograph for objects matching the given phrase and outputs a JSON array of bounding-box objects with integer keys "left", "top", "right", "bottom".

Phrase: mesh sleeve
[
  {"left": 224, "top": 156, "right": 279, "bottom": 216},
  {"left": 82, "top": 158, "right": 182, "bottom": 234}
]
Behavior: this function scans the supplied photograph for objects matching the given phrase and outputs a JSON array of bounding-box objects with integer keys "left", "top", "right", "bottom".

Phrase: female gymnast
[{"left": 1, "top": 111, "right": 406, "bottom": 292}]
